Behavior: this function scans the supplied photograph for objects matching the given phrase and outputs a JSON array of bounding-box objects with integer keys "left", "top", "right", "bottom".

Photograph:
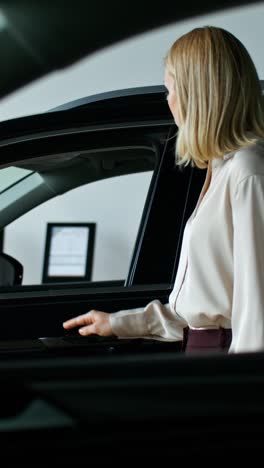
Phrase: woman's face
[{"left": 164, "top": 69, "right": 180, "bottom": 127}]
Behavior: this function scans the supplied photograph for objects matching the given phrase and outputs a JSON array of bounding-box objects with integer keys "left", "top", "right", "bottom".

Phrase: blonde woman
[{"left": 63, "top": 26, "right": 264, "bottom": 354}]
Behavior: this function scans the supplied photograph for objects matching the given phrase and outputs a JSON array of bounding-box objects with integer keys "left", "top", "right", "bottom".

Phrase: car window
[
  {"left": 0, "top": 147, "right": 156, "bottom": 287},
  {"left": 0, "top": 167, "right": 33, "bottom": 192}
]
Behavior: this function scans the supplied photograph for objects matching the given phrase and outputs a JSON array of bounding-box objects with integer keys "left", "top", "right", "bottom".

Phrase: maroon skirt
[{"left": 182, "top": 327, "right": 232, "bottom": 355}]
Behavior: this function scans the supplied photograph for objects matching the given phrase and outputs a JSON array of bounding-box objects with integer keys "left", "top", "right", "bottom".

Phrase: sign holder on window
[{"left": 42, "top": 222, "right": 96, "bottom": 283}]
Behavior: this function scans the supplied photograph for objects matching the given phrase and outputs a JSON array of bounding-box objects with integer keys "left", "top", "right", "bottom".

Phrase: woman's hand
[{"left": 63, "top": 310, "right": 114, "bottom": 336}]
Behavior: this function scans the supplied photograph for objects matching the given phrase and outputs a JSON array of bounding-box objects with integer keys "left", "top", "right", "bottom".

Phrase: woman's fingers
[
  {"left": 63, "top": 312, "right": 93, "bottom": 329},
  {"left": 79, "top": 324, "right": 96, "bottom": 335},
  {"left": 63, "top": 310, "right": 114, "bottom": 337}
]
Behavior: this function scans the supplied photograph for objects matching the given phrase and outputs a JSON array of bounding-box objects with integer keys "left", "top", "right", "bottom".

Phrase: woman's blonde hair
[{"left": 164, "top": 26, "right": 264, "bottom": 169}]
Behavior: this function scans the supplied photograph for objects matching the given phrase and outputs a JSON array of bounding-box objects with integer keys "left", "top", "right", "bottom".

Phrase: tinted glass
[{"left": 0, "top": 148, "right": 155, "bottom": 287}]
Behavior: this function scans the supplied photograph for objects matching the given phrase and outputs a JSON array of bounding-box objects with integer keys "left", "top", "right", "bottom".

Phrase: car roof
[
  {"left": 0, "top": 86, "right": 173, "bottom": 145},
  {"left": 48, "top": 85, "right": 166, "bottom": 111}
]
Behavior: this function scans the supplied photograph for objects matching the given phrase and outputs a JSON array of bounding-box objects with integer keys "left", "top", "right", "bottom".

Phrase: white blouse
[{"left": 110, "top": 140, "right": 264, "bottom": 353}]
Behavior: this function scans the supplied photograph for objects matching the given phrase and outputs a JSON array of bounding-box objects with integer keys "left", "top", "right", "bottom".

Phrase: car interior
[
  {"left": 0, "top": 145, "right": 156, "bottom": 229},
  {"left": 0, "top": 252, "right": 23, "bottom": 286},
  {"left": 0, "top": 134, "right": 164, "bottom": 288}
]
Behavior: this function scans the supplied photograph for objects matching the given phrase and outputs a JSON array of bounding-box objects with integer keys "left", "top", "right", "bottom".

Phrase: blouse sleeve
[
  {"left": 230, "top": 174, "right": 264, "bottom": 353},
  {"left": 109, "top": 299, "right": 187, "bottom": 342}
]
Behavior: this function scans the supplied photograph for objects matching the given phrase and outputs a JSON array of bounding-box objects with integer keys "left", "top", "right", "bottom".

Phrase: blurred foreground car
[{"left": 0, "top": 0, "right": 264, "bottom": 463}]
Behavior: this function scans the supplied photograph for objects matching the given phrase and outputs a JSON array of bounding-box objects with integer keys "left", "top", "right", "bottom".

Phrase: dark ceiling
[{"left": 0, "top": 0, "right": 262, "bottom": 99}]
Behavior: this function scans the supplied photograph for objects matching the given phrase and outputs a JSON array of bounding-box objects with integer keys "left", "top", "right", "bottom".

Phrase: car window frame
[{"left": 0, "top": 120, "right": 172, "bottom": 297}]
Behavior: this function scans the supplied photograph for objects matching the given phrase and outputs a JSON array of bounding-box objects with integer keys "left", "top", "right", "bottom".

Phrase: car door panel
[{"left": 0, "top": 90, "right": 205, "bottom": 347}]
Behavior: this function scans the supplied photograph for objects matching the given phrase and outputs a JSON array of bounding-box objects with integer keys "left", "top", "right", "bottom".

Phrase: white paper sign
[{"left": 48, "top": 226, "right": 89, "bottom": 276}]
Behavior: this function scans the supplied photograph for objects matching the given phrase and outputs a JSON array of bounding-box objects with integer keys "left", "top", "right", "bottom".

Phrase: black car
[
  {"left": 0, "top": 84, "right": 199, "bottom": 347},
  {"left": 0, "top": 0, "right": 264, "bottom": 463},
  {"left": 1, "top": 80, "right": 264, "bottom": 460}
]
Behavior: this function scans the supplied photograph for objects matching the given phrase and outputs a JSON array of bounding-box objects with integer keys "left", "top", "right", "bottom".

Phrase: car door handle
[{"left": 0, "top": 398, "right": 74, "bottom": 431}]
